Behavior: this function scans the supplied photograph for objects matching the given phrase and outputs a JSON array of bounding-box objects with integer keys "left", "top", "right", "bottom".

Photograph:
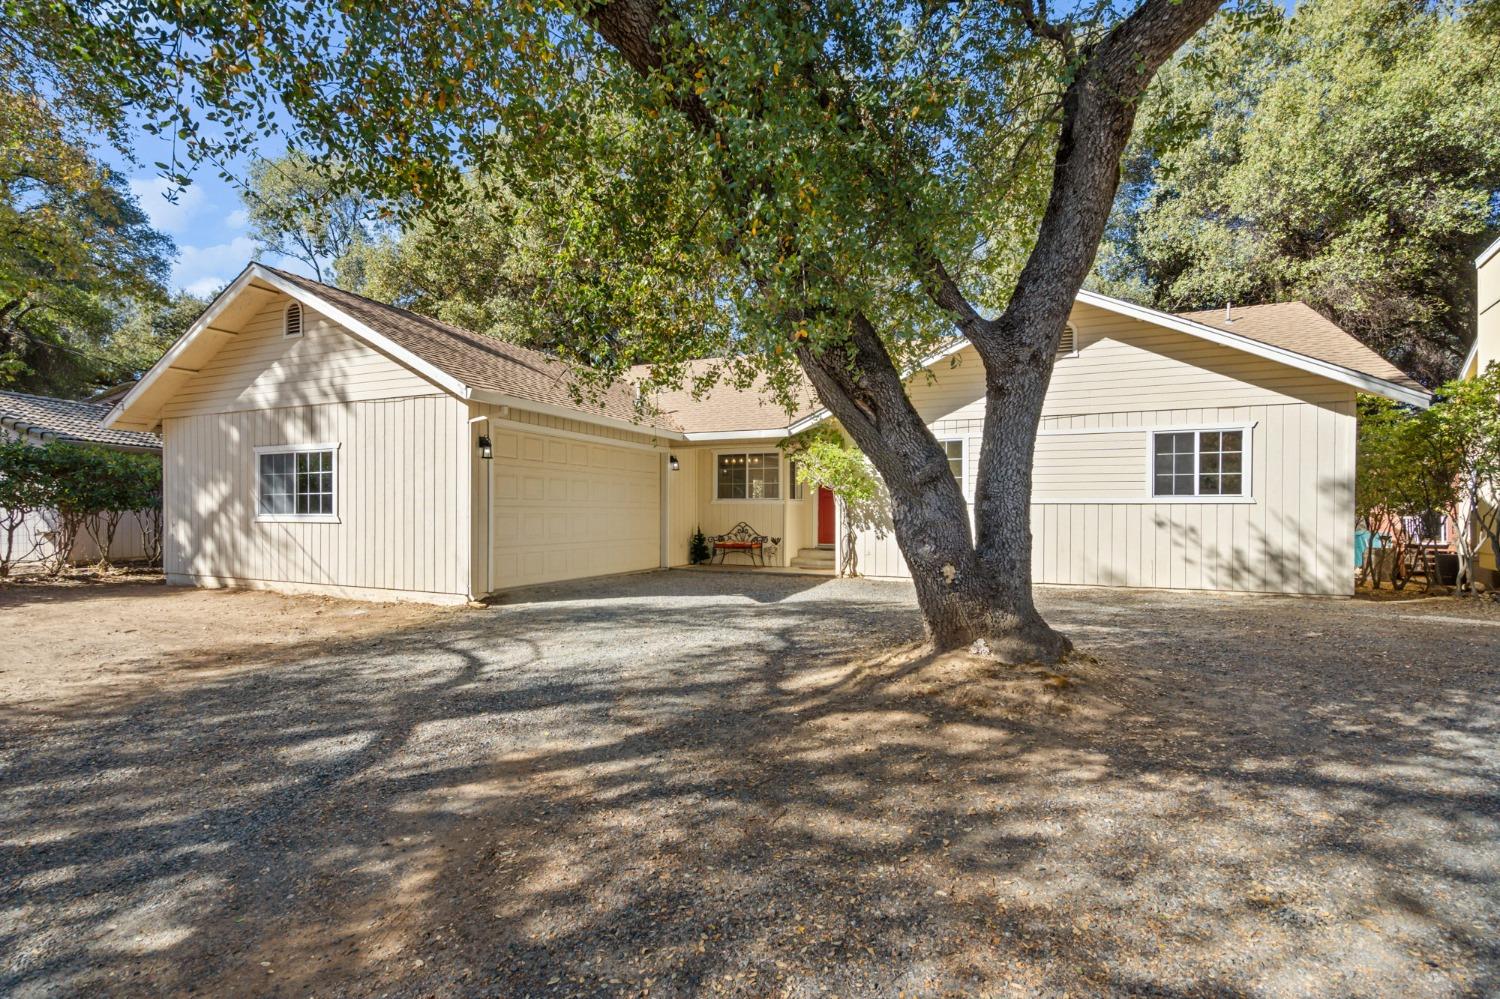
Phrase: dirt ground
[
  {"left": 0, "top": 569, "right": 454, "bottom": 704},
  {"left": 2, "top": 570, "right": 1497, "bottom": 998}
]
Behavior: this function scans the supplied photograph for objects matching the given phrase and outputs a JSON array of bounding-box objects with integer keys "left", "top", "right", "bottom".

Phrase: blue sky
[{"left": 102, "top": 132, "right": 314, "bottom": 298}]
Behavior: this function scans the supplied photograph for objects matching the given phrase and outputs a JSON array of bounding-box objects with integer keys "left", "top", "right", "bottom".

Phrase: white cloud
[
  {"left": 225, "top": 208, "right": 249, "bottom": 229},
  {"left": 172, "top": 236, "right": 258, "bottom": 297},
  {"left": 128, "top": 176, "right": 206, "bottom": 236}
]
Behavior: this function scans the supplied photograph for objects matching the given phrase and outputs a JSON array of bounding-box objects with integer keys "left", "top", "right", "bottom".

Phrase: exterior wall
[
  {"left": 158, "top": 296, "right": 474, "bottom": 602},
  {"left": 689, "top": 443, "right": 797, "bottom": 566},
  {"left": 469, "top": 404, "right": 665, "bottom": 594},
  {"left": 665, "top": 448, "right": 702, "bottom": 566},
  {"left": 846, "top": 306, "right": 1360, "bottom": 596},
  {"left": 163, "top": 394, "right": 472, "bottom": 603},
  {"left": 160, "top": 295, "right": 440, "bottom": 420},
  {"left": 1475, "top": 248, "right": 1500, "bottom": 582}
]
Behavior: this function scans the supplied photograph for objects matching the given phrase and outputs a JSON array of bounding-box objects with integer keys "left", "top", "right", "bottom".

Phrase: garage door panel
[{"left": 491, "top": 428, "right": 660, "bottom": 589}]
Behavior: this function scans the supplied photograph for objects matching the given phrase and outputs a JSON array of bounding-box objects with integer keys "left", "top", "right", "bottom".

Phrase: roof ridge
[
  {"left": 0, "top": 388, "right": 110, "bottom": 409},
  {"left": 259, "top": 264, "right": 571, "bottom": 373}
]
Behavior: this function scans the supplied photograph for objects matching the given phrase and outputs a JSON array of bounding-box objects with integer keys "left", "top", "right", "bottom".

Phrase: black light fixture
[
  {"left": 477, "top": 434, "right": 493, "bottom": 460},
  {"left": 669, "top": 453, "right": 680, "bottom": 471}
]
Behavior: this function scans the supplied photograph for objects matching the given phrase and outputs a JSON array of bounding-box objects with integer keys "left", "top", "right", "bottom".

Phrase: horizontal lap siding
[{"left": 848, "top": 308, "right": 1358, "bottom": 595}]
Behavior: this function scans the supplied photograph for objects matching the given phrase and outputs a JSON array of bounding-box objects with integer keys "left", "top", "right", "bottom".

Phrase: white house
[{"left": 106, "top": 263, "right": 1427, "bottom": 604}]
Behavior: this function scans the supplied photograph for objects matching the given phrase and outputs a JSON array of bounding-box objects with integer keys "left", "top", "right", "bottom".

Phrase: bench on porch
[{"left": 711, "top": 522, "right": 774, "bottom": 566}]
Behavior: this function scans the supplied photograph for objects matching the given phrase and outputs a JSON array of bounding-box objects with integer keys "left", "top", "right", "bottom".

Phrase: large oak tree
[{"left": 10, "top": 0, "right": 1232, "bottom": 660}]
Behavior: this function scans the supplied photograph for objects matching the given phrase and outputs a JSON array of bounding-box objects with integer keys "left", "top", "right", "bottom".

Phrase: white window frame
[
  {"left": 254, "top": 442, "right": 340, "bottom": 523},
  {"left": 284, "top": 301, "right": 304, "bottom": 338},
  {"left": 938, "top": 437, "right": 966, "bottom": 496},
  {"left": 1147, "top": 426, "right": 1252, "bottom": 502},
  {"left": 713, "top": 450, "right": 783, "bottom": 503}
]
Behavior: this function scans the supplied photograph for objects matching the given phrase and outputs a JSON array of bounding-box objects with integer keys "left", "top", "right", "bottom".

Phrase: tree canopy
[
  {"left": 242, "top": 153, "right": 377, "bottom": 284},
  {"left": 0, "top": 77, "right": 175, "bottom": 395},
  {"left": 6, "top": 0, "right": 1231, "bottom": 656},
  {"left": 1095, "top": 0, "right": 1500, "bottom": 384}
]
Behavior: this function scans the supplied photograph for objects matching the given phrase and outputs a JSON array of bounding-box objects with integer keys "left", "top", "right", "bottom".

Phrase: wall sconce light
[
  {"left": 669, "top": 454, "right": 680, "bottom": 471},
  {"left": 477, "top": 434, "right": 493, "bottom": 460}
]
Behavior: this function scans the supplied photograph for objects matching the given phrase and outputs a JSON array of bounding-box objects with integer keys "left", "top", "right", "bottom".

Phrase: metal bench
[{"left": 711, "top": 522, "right": 772, "bottom": 566}]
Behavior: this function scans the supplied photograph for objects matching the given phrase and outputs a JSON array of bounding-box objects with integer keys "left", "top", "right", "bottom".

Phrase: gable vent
[
  {"left": 1057, "top": 323, "right": 1076, "bottom": 356},
  {"left": 284, "top": 301, "right": 303, "bottom": 338}
]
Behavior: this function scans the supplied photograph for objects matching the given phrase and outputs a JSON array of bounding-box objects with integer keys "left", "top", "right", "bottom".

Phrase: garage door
[{"left": 489, "top": 426, "right": 661, "bottom": 589}]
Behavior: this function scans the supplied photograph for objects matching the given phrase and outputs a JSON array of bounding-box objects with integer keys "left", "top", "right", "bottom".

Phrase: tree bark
[{"left": 584, "top": 0, "right": 1225, "bottom": 661}]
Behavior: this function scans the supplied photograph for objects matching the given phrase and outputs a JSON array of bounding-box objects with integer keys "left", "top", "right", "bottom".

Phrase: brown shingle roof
[
  {"left": 0, "top": 391, "right": 161, "bottom": 450},
  {"left": 1176, "top": 302, "right": 1425, "bottom": 392},
  {"left": 630, "top": 359, "right": 821, "bottom": 434},
  {"left": 262, "top": 267, "right": 679, "bottom": 431}
]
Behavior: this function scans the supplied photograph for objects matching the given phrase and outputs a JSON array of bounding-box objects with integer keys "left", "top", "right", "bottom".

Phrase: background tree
[
  {"left": 9, "top": 0, "right": 1233, "bottom": 660},
  {"left": 1433, "top": 364, "right": 1500, "bottom": 589},
  {"left": 0, "top": 438, "right": 46, "bottom": 576},
  {"left": 242, "top": 153, "right": 377, "bottom": 285},
  {"left": 0, "top": 81, "right": 175, "bottom": 395},
  {"left": 1095, "top": 0, "right": 1500, "bottom": 384},
  {"left": 108, "top": 290, "right": 211, "bottom": 379}
]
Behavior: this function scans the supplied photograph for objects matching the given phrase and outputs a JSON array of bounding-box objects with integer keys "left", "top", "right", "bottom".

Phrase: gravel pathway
[{"left": 2, "top": 572, "right": 1497, "bottom": 998}]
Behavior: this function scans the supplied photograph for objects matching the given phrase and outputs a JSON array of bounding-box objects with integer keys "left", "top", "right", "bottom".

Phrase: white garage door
[{"left": 489, "top": 426, "right": 661, "bottom": 589}]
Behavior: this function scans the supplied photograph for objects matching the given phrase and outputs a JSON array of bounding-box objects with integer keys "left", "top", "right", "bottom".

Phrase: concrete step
[{"left": 791, "top": 547, "right": 836, "bottom": 570}]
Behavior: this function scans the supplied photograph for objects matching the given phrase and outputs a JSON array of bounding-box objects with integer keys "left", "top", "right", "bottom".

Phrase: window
[
  {"left": 717, "top": 452, "right": 780, "bottom": 500},
  {"left": 1153, "top": 429, "right": 1246, "bottom": 497},
  {"left": 284, "top": 301, "right": 303, "bottom": 338},
  {"left": 1402, "top": 512, "right": 1448, "bottom": 544},
  {"left": 256, "top": 445, "right": 337, "bottom": 520},
  {"left": 941, "top": 439, "right": 964, "bottom": 483}
]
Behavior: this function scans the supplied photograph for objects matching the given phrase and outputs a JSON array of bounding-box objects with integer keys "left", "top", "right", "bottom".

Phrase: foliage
[
  {"left": 243, "top": 153, "right": 377, "bottom": 285},
  {"left": 108, "top": 290, "right": 211, "bottom": 376},
  {"left": 1431, "top": 364, "right": 1500, "bottom": 584},
  {"left": 783, "top": 428, "right": 880, "bottom": 576},
  {"left": 336, "top": 175, "right": 584, "bottom": 353},
  {"left": 1096, "top": 0, "right": 1500, "bottom": 383},
  {"left": 0, "top": 0, "right": 1085, "bottom": 395},
  {"left": 0, "top": 441, "right": 162, "bottom": 574},
  {"left": 0, "top": 438, "right": 47, "bottom": 575},
  {"left": 0, "top": 80, "right": 175, "bottom": 395},
  {"left": 688, "top": 526, "right": 709, "bottom": 566}
]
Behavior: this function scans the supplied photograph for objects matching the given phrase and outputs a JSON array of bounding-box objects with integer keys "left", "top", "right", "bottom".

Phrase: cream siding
[
  {"left": 160, "top": 296, "right": 440, "bottom": 420},
  {"left": 163, "top": 393, "right": 471, "bottom": 602},
  {"left": 1472, "top": 250, "right": 1499, "bottom": 579},
  {"left": 846, "top": 310, "right": 1360, "bottom": 596},
  {"left": 666, "top": 448, "right": 702, "bottom": 566},
  {"left": 694, "top": 445, "right": 793, "bottom": 565},
  {"left": 469, "top": 404, "right": 664, "bottom": 593}
]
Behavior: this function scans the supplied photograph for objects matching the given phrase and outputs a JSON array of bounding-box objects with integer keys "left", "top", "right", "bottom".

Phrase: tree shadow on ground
[{"left": 1, "top": 574, "right": 1496, "bottom": 998}]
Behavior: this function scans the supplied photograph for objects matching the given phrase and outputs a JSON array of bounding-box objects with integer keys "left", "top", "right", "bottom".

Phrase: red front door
[{"left": 817, "top": 487, "right": 835, "bottom": 546}]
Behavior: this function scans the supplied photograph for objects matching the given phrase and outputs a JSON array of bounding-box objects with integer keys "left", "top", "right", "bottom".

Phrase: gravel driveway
[{"left": 2, "top": 571, "right": 1497, "bottom": 997}]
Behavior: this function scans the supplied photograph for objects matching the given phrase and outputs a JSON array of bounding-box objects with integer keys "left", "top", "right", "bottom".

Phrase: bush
[{"left": 0, "top": 441, "right": 162, "bottom": 575}]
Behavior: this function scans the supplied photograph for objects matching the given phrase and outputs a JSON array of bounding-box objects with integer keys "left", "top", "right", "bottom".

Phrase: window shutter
[{"left": 285, "top": 302, "right": 303, "bottom": 338}]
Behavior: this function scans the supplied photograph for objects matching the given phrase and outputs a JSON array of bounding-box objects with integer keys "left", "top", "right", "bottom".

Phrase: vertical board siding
[
  {"left": 666, "top": 448, "right": 701, "bottom": 566},
  {"left": 163, "top": 394, "right": 470, "bottom": 601},
  {"left": 693, "top": 444, "right": 791, "bottom": 565}
]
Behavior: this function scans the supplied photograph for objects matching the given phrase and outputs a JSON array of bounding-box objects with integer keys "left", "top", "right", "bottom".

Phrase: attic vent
[
  {"left": 284, "top": 301, "right": 303, "bottom": 338},
  {"left": 1057, "top": 324, "right": 1077, "bottom": 356}
]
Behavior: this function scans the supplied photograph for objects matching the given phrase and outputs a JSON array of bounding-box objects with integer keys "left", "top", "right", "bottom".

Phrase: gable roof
[
  {"left": 1176, "top": 302, "right": 1424, "bottom": 394},
  {"left": 108, "top": 262, "right": 1429, "bottom": 440},
  {"left": 0, "top": 390, "right": 161, "bottom": 451},
  {"left": 630, "top": 358, "right": 821, "bottom": 436},
  {"left": 260, "top": 267, "right": 674, "bottom": 431}
]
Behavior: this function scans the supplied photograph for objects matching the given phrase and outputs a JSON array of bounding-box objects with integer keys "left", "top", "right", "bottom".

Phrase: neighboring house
[
  {"left": 1459, "top": 235, "right": 1500, "bottom": 588},
  {"left": 106, "top": 263, "right": 1427, "bottom": 604},
  {"left": 0, "top": 390, "right": 162, "bottom": 563}
]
